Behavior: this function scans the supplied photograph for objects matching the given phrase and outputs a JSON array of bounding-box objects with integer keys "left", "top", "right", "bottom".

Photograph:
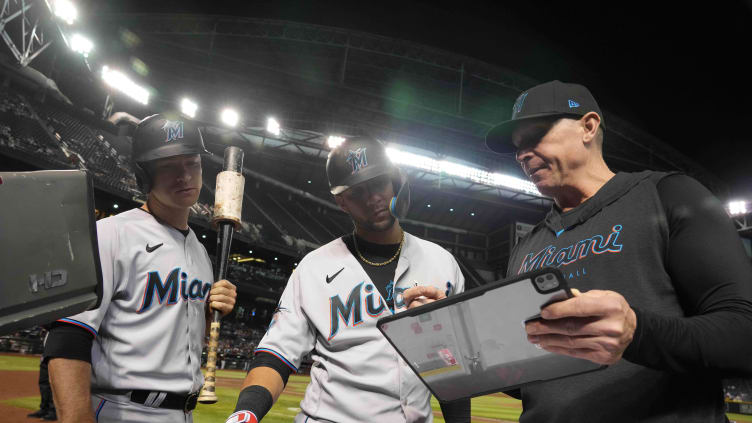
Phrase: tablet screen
[{"left": 378, "top": 270, "right": 604, "bottom": 401}]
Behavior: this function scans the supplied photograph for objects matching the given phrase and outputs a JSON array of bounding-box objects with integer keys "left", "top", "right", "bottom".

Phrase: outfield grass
[
  {"left": 3, "top": 396, "right": 38, "bottom": 411},
  {"left": 0, "top": 354, "right": 41, "bottom": 371},
  {"left": 4, "top": 355, "right": 752, "bottom": 423},
  {"left": 215, "top": 369, "right": 247, "bottom": 380}
]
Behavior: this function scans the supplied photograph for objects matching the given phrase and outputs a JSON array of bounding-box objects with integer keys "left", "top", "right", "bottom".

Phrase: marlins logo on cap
[
  {"left": 346, "top": 147, "right": 368, "bottom": 173},
  {"left": 512, "top": 92, "right": 528, "bottom": 117},
  {"left": 161, "top": 120, "right": 184, "bottom": 143}
]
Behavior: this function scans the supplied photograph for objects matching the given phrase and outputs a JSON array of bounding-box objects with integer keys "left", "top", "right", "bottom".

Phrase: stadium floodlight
[
  {"left": 221, "top": 108, "right": 239, "bottom": 127},
  {"left": 70, "top": 34, "right": 93, "bottom": 57},
  {"left": 101, "top": 66, "right": 149, "bottom": 105},
  {"left": 266, "top": 117, "right": 281, "bottom": 136},
  {"left": 181, "top": 98, "right": 198, "bottom": 118},
  {"left": 728, "top": 200, "right": 747, "bottom": 216},
  {"left": 385, "top": 147, "right": 541, "bottom": 196},
  {"left": 327, "top": 136, "right": 346, "bottom": 149},
  {"left": 53, "top": 0, "right": 78, "bottom": 25}
]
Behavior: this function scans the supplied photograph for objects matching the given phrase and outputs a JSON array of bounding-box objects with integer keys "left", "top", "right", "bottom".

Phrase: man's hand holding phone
[{"left": 524, "top": 288, "right": 637, "bottom": 365}]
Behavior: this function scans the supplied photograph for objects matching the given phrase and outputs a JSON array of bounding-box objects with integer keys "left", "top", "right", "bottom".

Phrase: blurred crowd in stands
[
  {"left": 204, "top": 317, "right": 267, "bottom": 371},
  {"left": 227, "top": 262, "right": 287, "bottom": 295},
  {"left": 1, "top": 88, "right": 140, "bottom": 193},
  {"left": 726, "top": 381, "right": 752, "bottom": 402},
  {"left": 198, "top": 311, "right": 313, "bottom": 372},
  {"left": 189, "top": 202, "right": 264, "bottom": 243},
  {"left": 0, "top": 91, "right": 66, "bottom": 164},
  {"left": 0, "top": 326, "right": 46, "bottom": 355}
]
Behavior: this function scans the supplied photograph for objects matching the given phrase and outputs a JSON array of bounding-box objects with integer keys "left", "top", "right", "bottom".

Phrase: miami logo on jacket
[{"left": 517, "top": 225, "right": 623, "bottom": 274}]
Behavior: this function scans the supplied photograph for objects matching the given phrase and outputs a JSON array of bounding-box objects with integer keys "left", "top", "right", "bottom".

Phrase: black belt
[{"left": 130, "top": 390, "right": 199, "bottom": 412}]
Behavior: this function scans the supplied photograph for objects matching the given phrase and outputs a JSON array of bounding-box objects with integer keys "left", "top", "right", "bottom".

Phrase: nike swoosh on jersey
[
  {"left": 145, "top": 243, "right": 164, "bottom": 253},
  {"left": 325, "top": 267, "right": 345, "bottom": 284}
]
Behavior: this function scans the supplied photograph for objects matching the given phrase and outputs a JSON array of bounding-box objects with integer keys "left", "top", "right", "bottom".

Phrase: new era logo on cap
[{"left": 568, "top": 99, "right": 580, "bottom": 108}]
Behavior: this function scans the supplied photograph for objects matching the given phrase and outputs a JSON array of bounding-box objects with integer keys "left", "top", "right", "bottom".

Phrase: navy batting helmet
[
  {"left": 131, "top": 113, "right": 209, "bottom": 193},
  {"left": 326, "top": 136, "right": 410, "bottom": 219}
]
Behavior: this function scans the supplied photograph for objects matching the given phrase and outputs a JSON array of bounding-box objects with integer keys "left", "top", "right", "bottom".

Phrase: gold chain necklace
[{"left": 353, "top": 230, "right": 405, "bottom": 267}]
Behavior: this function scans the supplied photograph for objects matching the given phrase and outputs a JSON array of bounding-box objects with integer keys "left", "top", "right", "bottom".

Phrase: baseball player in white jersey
[
  {"left": 225, "top": 137, "right": 471, "bottom": 423},
  {"left": 45, "top": 113, "right": 237, "bottom": 423}
]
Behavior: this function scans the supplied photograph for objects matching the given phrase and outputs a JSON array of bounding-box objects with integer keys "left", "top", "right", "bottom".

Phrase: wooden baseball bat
[{"left": 198, "top": 146, "right": 245, "bottom": 404}]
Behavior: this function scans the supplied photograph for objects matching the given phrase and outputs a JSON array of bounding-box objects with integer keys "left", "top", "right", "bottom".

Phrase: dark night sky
[{"left": 97, "top": 0, "right": 752, "bottom": 199}]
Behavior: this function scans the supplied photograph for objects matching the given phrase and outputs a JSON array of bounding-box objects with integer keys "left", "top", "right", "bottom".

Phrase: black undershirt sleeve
[
  {"left": 249, "top": 350, "right": 293, "bottom": 385},
  {"left": 622, "top": 174, "right": 752, "bottom": 376},
  {"left": 43, "top": 322, "right": 94, "bottom": 363}
]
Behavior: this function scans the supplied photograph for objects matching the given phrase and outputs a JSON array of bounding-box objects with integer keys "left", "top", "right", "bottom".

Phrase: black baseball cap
[{"left": 485, "top": 80, "right": 605, "bottom": 154}]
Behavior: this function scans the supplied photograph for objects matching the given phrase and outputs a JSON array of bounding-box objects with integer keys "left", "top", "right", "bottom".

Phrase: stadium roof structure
[{"left": 85, "top": 14, "right": 726, "bottom": 194}]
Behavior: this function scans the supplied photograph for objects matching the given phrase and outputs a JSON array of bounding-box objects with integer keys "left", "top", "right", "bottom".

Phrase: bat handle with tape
[{"left": 199, "top": 146, "right": 245, "bottom": 405}]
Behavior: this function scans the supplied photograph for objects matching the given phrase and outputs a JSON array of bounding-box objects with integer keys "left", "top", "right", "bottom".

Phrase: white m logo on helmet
[
  {"left": 161, "top": 120, "right": 184, "bottom": 143},
  {"left": 346, "top": 148, "right": 368, "bottom": 173}
]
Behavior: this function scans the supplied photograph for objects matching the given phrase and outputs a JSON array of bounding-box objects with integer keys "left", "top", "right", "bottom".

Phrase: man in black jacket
[
  {"left": 407, "top": 80, "right": 752, "bottom": 422},
  {"left": 482, "top": 80, "right": 752, "bottom": 422}
]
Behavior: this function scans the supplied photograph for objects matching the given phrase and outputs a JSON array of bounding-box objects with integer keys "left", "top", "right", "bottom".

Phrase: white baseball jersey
[
  {"left": 257, "top": 231, "right": 465, "bottom": 423},
  {"left": 58, "top": 208, "right": 213, "bottom": 410}
]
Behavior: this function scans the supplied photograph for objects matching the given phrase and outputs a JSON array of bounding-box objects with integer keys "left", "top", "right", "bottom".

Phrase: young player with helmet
[{"left": 45, "top": 113, "right": 237, "bottom": 423}]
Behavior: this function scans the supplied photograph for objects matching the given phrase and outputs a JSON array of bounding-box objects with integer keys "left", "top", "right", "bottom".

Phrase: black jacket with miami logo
[{"left": 507, "top": 171, "right": 752, "bottom": 423}]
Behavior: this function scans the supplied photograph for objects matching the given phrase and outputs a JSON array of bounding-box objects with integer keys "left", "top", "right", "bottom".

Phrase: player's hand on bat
[
  {"left": 403, "top": 285, "right": 446, "bottom": 309},
  {"left": 524, "top": 289, "right": 637, "bottom": 365},
  {"left": 209, "top": 279, "right": 237, "bottom": 317}
]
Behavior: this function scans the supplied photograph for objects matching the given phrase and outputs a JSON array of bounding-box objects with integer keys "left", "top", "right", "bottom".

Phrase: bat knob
[{"left": 198, "top": 387, "right": 218, "bottom": 404}]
